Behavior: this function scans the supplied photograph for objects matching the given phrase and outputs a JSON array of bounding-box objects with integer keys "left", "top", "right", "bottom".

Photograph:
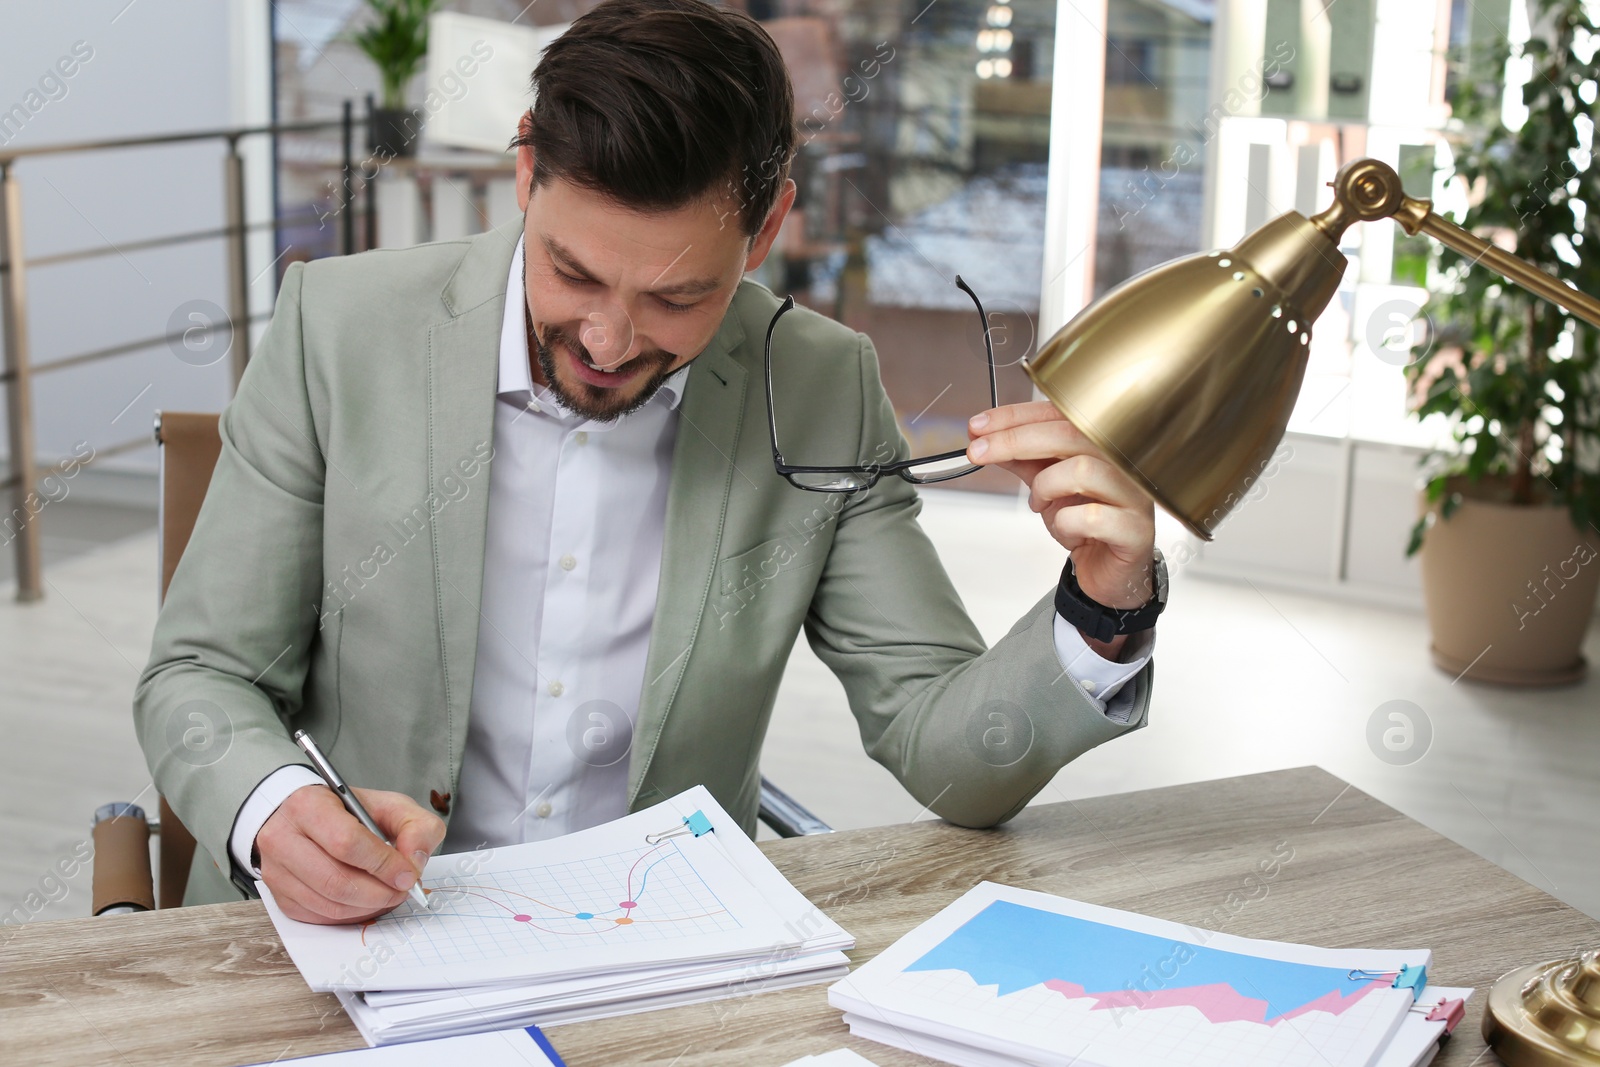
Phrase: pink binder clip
[{"left": 1426, "top": 997, "right": 1465, "bottom": 1034}]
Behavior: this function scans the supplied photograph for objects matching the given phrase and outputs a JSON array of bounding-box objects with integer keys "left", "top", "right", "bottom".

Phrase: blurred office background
[{"left": 3, "top": 0, "right": 1597, "bottom": 927}]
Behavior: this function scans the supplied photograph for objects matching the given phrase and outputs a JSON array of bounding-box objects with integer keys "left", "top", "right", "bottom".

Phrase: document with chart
[
  {"left": 259, "top": 786, "right": 852, "bottom": 1044},
  {"left": 831, "top": 882, "right": 1464, "bottom": 1067}
]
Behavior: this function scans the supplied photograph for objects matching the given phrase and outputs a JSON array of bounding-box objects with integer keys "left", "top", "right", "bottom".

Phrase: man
[{"left": 134, "top": 0, "right": 1161, "bottom": 923}]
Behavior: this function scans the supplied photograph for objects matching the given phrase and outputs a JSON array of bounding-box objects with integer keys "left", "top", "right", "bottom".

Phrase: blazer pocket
[
  {"left": 716, "top": 532, "right": 826, "bottom": 600},
  {"left": 710, "top": 533, "right": 829, "bottom": 634}
]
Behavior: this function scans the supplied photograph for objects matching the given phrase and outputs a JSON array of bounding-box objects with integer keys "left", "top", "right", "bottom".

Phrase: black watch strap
[
  {"left": 229, "top": 852, "right": 261, "bottom": 900},
  {"left": 1054, "top": 551, "right": 1166, "bottom": 642}
]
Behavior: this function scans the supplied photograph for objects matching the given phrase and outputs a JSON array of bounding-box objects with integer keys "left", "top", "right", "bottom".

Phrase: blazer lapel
[
  {"left": 428, "top": 221, "right": 520, "bottom": 783},
  {"left": 629, "top": 308, "right": 749, "bottom": 805}
]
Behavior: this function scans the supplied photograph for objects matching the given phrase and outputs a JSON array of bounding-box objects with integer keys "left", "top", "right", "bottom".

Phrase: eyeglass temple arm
[
  {"left": 954, "top": 275, "right": 1000, "bottom": 409},
  {"left": 764, "top": 295, "right": 797, "bottom": 464}
]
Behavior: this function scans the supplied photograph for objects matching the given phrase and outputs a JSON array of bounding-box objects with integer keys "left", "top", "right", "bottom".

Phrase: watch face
[{"left": 1151, "top": 547, "right": 1169, "bottom": 604}]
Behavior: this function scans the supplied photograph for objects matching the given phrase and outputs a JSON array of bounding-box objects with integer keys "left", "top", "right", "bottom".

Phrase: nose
[{"left": 578, "top": 304, "right": 640, "bottom": 368}]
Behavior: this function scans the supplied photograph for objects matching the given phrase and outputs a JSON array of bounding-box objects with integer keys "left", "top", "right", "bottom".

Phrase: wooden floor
[{"left": 4, "top": 490, "right": 1599, "bottom": 931}]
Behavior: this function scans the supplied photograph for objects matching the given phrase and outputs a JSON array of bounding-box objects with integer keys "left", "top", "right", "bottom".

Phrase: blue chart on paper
[{"left": 905, "top": 901, "right": 1386, "bottom": 1026}]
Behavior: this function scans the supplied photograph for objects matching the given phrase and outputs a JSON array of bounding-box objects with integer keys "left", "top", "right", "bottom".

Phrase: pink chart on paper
[{"left": 1041, "top": 977, "right": 1383, "bottom": 1026}]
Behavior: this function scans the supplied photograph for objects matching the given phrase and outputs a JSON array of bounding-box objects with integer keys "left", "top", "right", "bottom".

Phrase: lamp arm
[
  {"left": 1401, "top": 202, "right": 1600, "bottom": 331},
  {"left": 1312, "top": 157, "right": 1600, "bottom": 332}
]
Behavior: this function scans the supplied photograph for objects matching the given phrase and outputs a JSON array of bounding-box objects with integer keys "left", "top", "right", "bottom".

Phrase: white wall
[
  {"left": 0, "top": 0, "right": 275, "bottom": 483},
  {"left": 1181, "top": 432, "right": 1425, "bottom": 607}
]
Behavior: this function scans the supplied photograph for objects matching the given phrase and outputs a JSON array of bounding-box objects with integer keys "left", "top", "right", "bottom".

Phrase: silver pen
[{"left": 293, "top": 728, "right": 430, "bottom": 910}]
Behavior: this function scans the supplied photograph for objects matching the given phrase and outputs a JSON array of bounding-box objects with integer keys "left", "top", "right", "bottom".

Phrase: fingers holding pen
[
  {"left": 356, "top": 787, "right": 446, "bottom": 881},
  {"left": 255, "top": 784, "right": 445, "bottom": 925},
  {"left": 256, "top": 785, "right": 410, "bottom": 924}
]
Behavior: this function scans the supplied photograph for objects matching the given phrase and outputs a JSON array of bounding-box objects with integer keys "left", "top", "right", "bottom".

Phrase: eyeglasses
[{"left": 764, "top": 276, "right": 999, "bottom": 492}]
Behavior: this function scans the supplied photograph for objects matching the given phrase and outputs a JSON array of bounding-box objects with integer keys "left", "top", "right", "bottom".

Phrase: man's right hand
[{"left": 256, "top": 784, "right": 446, "bottom": 925}]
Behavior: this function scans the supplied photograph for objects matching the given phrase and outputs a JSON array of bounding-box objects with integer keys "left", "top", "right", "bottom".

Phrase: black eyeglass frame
[{"left": 763, "top": 275, "right": 1000, "bottom": 493}]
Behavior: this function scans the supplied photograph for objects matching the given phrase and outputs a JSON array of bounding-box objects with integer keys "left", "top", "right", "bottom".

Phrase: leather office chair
[
  {"left": 92, "top": 412, "right": 829, "bottom": 916},
  {"left": 91, "top": 412, "right": 215, "bottom": 915}
]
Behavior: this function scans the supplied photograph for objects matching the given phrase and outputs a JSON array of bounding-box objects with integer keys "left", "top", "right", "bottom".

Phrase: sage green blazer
[{"left": 133, "top": 219, "right": 1152, "bottom": 906}]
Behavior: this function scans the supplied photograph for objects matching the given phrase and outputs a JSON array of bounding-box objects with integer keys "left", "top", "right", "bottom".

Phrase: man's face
[{"left": 516, "top": 171, "right": 791, "bottom": 422}]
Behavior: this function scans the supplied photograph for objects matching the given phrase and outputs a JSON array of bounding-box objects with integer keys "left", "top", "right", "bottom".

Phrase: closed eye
[{"left": 554, "top": 263, "right": 696, "bottom": 312}]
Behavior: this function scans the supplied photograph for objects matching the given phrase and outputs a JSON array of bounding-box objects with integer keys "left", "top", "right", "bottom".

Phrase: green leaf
[
  {"left": 1408, "top": 0, "right": 1600, "bottom": 542},
  {"left": 349, "top": 0, "right": 441, "bottom": 109},
  {"left": 1405, "top": 515, "right": 1429, "bottom": 557}
]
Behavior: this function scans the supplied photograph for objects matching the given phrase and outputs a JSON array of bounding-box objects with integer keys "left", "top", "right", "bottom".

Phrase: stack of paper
[
  {"left": 248, "top": 1025, "right": 568, "bottom": 1065},
  {"left": 830, "top": 883, "right": 1470, "bottom": 1067},
  {"left": 260, "top": 786, "right": 852, "bottom": 1046}
]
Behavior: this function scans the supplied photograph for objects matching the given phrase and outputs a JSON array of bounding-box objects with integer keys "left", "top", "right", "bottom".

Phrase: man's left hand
[{"left": 967, "top": 401, "right": 1156, "bottom": 655}]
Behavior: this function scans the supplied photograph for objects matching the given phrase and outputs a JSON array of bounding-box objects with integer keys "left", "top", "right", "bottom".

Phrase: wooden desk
[{"left": 4, "top": 767, "right": 1595, "bottom": 1066}]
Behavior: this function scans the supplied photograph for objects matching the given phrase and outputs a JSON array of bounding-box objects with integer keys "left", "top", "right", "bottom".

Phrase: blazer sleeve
[
  {"left": 800, "top": 332, "right": 1153, "bottom": 828},
  {"left": 132, "top": 261, "right": 324, "bottom": 878}
]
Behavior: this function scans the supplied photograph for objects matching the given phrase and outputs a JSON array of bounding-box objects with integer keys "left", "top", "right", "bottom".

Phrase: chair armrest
[
  {"left": 91, "top": 803, "right": 155, "bottom": 915},
  {"left": 757, "top": 777, "right": 833, "bottom": 838}
]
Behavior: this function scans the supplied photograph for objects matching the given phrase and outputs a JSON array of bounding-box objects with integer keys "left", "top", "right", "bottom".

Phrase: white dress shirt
[{"left": 228, "top": 236, "right": 1154, "bottom": 874}]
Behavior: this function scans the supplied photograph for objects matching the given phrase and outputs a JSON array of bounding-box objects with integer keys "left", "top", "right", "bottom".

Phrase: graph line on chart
[{"left": 359, "top": 839, "right": 740, "bottom": 953}]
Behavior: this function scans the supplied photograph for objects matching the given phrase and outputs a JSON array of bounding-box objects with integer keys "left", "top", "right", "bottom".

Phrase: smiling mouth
[
  {"left": 577, "top": 349, "right": 623, "bottom": 374},
  {"left": 563, "top": 339, "right": 642, "bottom": 386}
]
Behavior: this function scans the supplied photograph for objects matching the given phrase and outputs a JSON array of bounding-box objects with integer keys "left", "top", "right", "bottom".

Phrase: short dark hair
[{"left": 512, "top": 0, "right": 795, "bottom": 237}]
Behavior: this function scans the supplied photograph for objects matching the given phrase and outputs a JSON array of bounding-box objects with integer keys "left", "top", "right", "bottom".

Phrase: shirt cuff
[
  {"left": 1052, "top": 614, "right": 1156, "bottom": 722},
  {"left": 228, "top": 765, "right": 328, "bottom": 876}
]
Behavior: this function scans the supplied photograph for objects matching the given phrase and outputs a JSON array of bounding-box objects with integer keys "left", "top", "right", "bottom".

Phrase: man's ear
[
  {"left": 742, "top": 178, "right": 798, "bottom": 273},
  {"left": 515, "top": 110, "right": 536, "bottom": 211}
]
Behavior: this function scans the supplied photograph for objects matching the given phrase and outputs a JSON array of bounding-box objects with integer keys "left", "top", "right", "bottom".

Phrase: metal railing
[{"left": 0, "top": 104, "right": 375, "bottom": 602}]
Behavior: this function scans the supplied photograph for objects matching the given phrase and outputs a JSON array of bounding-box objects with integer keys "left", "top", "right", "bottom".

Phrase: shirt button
[
  {"left": 1079, "top": 678, "right": 1098, "bottom": 694},
  {"left": 535, "top": 802, "right": 554, "bottom": 819},
  {"left": 559, "top": 554, "right": 577, "bottom": 571},
  {"left": 574, "top": 431, "right": 588, "bottom": 445},
  {"left": 548, "top": 680, "right": 565, "bottom": 697}
]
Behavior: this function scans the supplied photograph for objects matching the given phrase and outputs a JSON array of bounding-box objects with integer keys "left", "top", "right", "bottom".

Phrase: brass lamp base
[{"left": 1484, "top": 951, "right": 1600, "bottom": 1065}]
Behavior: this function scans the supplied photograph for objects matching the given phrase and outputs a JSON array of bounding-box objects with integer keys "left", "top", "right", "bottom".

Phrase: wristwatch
[
  {"left": 229, "top": 851, "right": 262, "bottom": 900},
  {"left": 1054, "top": 547, "right": 1168, "bottom": 643}
]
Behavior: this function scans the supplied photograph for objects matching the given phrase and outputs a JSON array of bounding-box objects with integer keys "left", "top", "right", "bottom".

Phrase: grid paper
[{"left": 359, "top": 840, "right": 743, "bottom": 967}]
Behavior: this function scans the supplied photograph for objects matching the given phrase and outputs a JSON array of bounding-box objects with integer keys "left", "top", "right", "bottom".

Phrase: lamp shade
[{"left": 1024, "top": 211, "right": 1348, "bottom": 541}]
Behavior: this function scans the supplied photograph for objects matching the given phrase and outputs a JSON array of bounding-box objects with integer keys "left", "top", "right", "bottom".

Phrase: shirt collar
[{"left": 497, "top": 235, "right": 688, "bottom": 414}]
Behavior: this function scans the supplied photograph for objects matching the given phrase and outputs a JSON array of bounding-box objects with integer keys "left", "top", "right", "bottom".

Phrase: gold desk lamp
[{"left": 1022, "top": 156, "right": 1600, "bottom": 1066}]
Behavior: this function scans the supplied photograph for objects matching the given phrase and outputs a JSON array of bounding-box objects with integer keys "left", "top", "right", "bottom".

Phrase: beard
[
  {"left": 522, "top": 254, "right": 682, "bottom": 423},
  {"left": 532, "top": 322, "right": 680, "bottom": 423}
]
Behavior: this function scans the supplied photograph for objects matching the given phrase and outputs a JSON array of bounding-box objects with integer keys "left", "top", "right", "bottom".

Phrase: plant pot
[
  {"left": 368, "top": 107, "right": 423, "bottom": 159},
  {"left": 1417, "top": 480, "right": 1600, "bottom": 685}
]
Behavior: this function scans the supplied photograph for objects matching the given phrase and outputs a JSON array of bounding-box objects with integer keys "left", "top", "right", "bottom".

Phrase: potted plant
[
  {"left": 1405, "top": 0, "right": 1600, "bottom": 685},
  {"left": 352, "top": 0, "right": 439, "bottom": 158}
]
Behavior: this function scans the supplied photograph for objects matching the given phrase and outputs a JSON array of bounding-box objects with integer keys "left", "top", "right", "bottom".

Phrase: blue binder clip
[
  {"left": 1392, "top": 964, "right": 1427, "bottom": 1001},
  {"left": 1347, "top": 964, "right": 1427, "bottom": 1002},
  {"left": 645, "top": 809, "right": 715, "bottom": 844}
]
